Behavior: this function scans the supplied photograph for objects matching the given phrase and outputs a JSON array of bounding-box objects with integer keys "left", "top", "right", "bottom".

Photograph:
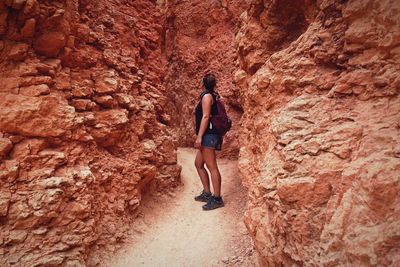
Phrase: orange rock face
[
  {"left": 0, "top": 0, "right": 180, "bottom": 266},
  {"left": 1, "top": 0, "right": 399, "bottom": 266},
  {"left": 235, "top": 0, "right": 400, "bottom": 266}
]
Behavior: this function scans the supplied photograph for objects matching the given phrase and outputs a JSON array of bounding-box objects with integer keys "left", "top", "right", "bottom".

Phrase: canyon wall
[
  {"left": 236, "top": 0, "right": 400, "bottom": 266},
  {"left": 0, "top": 0, "right": 180, "bottom": 266},
  {"left": 1, "top": 0, "right": 399, "bottom": 266},
  {"left": 164, "top": 0, "right": 249, "bottom": 158}
]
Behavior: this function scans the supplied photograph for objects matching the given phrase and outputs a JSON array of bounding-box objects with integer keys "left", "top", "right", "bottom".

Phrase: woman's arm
[{"left": 194, "top": 94, "right": 213, "bottom": 149}]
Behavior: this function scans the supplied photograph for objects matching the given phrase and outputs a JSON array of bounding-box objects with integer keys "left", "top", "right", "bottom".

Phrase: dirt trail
[{"left": 103, "top": 148, "right": 258, "bottom": 267}]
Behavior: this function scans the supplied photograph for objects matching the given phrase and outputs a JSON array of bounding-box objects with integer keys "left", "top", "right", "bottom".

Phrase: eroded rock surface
[
  {"left": 236, "top": 0, "right": 400, "bottom": 266},
  {"left": 1, "top": 0, "right": 399, "bottom": 266},
  {"left": 0, "top": 0, "right": 180, "bottom": 266}
]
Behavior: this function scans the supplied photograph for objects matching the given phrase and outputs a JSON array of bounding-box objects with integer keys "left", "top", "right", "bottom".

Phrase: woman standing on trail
[{"left": 194, "top": 73, "right": 224, "bottom": 210}]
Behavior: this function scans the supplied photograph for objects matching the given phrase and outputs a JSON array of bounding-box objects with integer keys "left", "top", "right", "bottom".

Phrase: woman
[{"left": 194, "top": 73, "right": 224, "bottom": 210}]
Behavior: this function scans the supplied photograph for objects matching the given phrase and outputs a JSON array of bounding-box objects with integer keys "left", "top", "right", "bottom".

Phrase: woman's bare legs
[
  {"left": 201, "top": 147, "right": 221, "bottom": 197},
  {"left": 194, "top": 149, "right": 211, "bottom": 193}
]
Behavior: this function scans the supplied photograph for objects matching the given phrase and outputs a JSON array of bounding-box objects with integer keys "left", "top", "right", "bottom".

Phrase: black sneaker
[
  {"left": 202, "top": 196, "right": 224, "bottom": 210},
  {"left": 194, "top": 191, "right": 212, "bottom": 202}
]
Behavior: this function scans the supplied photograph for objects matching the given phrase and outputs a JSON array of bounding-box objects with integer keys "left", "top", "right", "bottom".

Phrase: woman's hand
[{"left": 194, "top": 136, "right": 202, "bottom": 149}]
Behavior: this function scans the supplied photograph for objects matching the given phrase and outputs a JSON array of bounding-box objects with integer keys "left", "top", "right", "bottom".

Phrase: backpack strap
[
  {"left": 199, "top": 90, "right": 219, "bottom": 101},
  {"left": 199, "top": 90, "right": 218, "bottom": 117},
  {"left": 199, "top": 90, "right": 211, "bottom": 100}
]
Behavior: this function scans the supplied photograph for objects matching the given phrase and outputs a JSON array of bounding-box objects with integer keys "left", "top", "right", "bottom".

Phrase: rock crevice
[{"left": 1, "top": 0, "right": 399, "bottom": 266}]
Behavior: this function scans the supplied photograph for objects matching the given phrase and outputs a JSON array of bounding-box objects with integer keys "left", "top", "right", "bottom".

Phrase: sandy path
[{"left": 103, "top": 148, "right": 257, "bottom": 267}]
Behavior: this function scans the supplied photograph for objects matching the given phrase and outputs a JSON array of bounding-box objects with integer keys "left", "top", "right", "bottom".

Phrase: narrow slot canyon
[{"left": 0, "top": 0, "right": 399, "bottom": 267}]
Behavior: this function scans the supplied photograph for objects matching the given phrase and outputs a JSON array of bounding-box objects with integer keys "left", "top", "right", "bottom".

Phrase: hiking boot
[
  {"left": 202, "top": 196, "right": 224, "bottom": 210},
  {"left": 194, "top": 191, "right": 212, "bottom": 202}
]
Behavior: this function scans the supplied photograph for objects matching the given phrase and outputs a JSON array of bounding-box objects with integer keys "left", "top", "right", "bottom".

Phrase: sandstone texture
[
  {"left": 0, "top": 0, "right": 180, "bottom": 266},
  {"left": 235, "top": 0, "right": 400, "bottom": 266},
  {"left": 164, "top": 0, "right": 249, "bottom": 158},
  {"left": 1, "top": 0, "right": 400, "bottom": 266}
]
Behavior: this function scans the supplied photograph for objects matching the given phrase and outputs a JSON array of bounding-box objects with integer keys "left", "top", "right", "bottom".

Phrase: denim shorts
[{"left": 202, "top": 133, "right": 222, "bottom": 151}]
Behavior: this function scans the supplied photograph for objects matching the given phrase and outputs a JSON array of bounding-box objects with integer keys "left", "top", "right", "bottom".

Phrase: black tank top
[{"left": 195, "top": 91, "right": 218, "bottom": 135}]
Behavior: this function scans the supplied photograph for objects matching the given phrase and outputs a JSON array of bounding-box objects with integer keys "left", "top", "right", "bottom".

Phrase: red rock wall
[
  {"left": 0, "top": 0, "right": 180, "bottom": 266},
  {"left": 163, "top": 0, "right": 249, "bottom": 158},
  {"left": 2, "top": 0, "right": 399, "bottom": 266},
  {"left": 235, "top": 0, "right": 400, "bottom": 266}
]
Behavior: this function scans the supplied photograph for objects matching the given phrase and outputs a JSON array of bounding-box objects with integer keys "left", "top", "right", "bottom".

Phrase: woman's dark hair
[{"left": 203, "top": 73, "right": 217, "bottom": 91}]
